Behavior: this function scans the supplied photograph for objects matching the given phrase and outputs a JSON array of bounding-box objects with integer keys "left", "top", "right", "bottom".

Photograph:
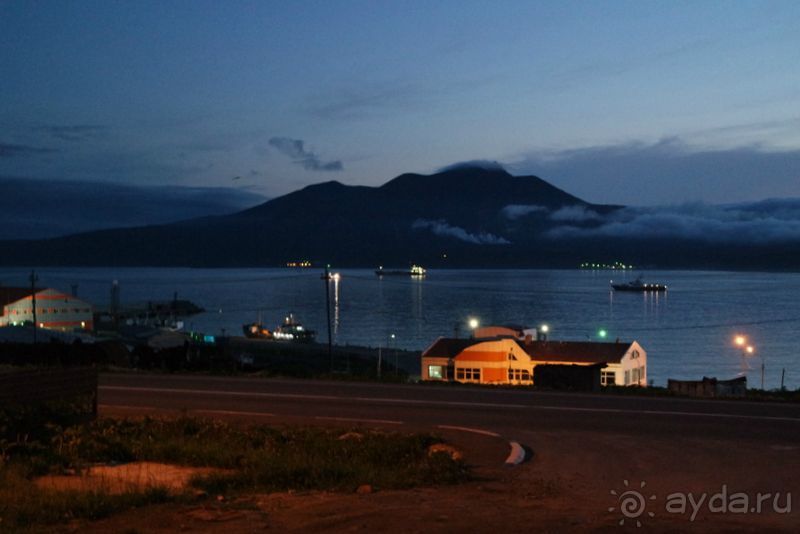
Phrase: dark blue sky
[{"left": 1, "top": 1, "right": 799, "bottom": 204}]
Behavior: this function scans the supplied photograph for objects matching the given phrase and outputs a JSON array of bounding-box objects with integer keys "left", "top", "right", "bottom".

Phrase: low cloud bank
[
  {"left": 544, "top": 200, "right": 800, "bottom": 243},
  {"left": 501, "top": 204, "right": 601, "bottom": 222},
  {"left": 412, "top": 219, "right": 511, "bottom": 245}
]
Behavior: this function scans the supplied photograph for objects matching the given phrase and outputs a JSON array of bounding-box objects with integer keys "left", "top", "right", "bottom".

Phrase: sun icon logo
[{"left": 608, "top": 480, "right": 657, "bottom": 527}]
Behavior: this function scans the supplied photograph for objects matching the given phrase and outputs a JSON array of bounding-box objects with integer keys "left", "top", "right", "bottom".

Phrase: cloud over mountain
[
  {"left": 545, "top": 200, "right": 800, "bottom": 243},
  {"left": 268, "top": 137, "right": 343, "bottom": 171},
  {"left": 412, "top": 219, "right": 511, "bottom": 245}
]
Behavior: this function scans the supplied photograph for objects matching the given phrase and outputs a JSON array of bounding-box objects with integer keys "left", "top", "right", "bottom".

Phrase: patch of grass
[
  {"left": 190, "top": 428, "right": 468, "bottom": 494},
  {"left": 0, "top": 464, "right": 173, "bottom": 530},
  {"left": 0, "top": 415, "right": 469, "bottom": 529}
]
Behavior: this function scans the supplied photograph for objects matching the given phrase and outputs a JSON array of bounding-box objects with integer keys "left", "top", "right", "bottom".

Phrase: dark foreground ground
[{"left": 88, "top": 373, "right": 800, "bottom": 532}]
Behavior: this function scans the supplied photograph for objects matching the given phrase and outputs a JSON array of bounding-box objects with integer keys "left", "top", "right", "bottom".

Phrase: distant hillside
[
  {"left": 1, "top": 166, "right": 799, "bottom": 270},
  {"left": 0, "top": 177, "right": 266, "bottom": 239}
]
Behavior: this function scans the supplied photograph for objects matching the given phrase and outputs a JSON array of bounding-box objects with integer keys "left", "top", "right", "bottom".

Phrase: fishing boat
[
  {"left": 272, "top": 313, "right": 316, "bottom": 342},
  {"left": 611, "top": 277, "right": 667, "bottom": 292},
  {"left": 375, "top": 264, "right": 426, "bottom": 277},
  {"left": 242, "top": 313, "right": 272, "bottom": 339}
]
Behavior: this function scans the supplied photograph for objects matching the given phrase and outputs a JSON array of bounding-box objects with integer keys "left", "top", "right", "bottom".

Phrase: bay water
[{"left": 2, "top": 267, "right": 798, "bottom": 389}]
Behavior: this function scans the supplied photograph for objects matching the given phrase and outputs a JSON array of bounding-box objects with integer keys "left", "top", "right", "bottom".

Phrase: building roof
[
  {"left": 0, "top": 287, "right": 39, "bottom": 307},
  {"left": 422, "top": 337, "right": 635, "bottom": 365},
  {"left": 523, "top": 340, "right": 632, "bottom": 364},
  {"left": 422, "top": 337, "right": 482, "bottom": 359}
]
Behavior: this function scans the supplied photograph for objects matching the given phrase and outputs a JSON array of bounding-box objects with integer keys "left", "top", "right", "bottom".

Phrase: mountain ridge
[{"left": 1, "top": 165, "right": 798, "bottom": 270}]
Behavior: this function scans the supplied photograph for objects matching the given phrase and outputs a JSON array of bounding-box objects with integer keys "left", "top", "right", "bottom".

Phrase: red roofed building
[
  {"left": 0, "top": 287, "right": 93, "bottom": 332},
  {"left": 421, "top": 335, "right": 647, "bottom": 387}
]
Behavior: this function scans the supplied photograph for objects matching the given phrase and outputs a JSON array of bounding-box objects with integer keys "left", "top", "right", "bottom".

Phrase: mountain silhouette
[{"left": 1, "top": 166, "right": 798, "bottom": 270}]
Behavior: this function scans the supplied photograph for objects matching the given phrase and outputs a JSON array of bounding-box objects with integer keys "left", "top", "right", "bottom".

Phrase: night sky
[{"left": 2, "top": 1, "right": 799, "bottom": 205}]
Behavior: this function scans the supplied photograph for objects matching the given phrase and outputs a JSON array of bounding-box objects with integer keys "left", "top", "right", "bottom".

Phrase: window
[
  {"left": 456, "top": 368, "right": 480, "bottom": 381},
  {"left": 428, "top": 365, "right": 444, "bottom": 380},
  {"left": 624, "top": 370, "right": 631, "bottom": 385},
  {"left": 507, "top": 369, "right": 532, "bottom": 382},
  {"left": 601, "top": 370, "right": 616, "bottom": 386}
]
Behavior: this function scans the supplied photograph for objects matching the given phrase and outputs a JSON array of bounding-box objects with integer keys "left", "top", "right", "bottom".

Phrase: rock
[
  {"left": 356, "top": 484, "right": 372, "bottom": 494},
  {"left": 337, "top": 432, "right": 364, "bottom": 441},
  {"left": 427, "top": 443, "right": 463, "bottom": 461}
]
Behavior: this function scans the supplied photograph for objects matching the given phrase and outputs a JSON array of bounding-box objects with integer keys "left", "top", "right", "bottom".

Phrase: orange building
[{"left": 421, "top": 335, "right": 647, "bottom": 387}]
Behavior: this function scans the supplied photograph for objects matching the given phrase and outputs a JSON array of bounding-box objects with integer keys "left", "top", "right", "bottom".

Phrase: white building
[
  {"left": 421, "top": 336, "right": 647, "bottom": 387},
  {"left": 0, "top": 287, "right": 93, "bottom": 332}
]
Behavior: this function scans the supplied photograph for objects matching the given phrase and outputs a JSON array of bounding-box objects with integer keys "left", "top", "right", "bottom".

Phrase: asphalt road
[{"left": 99, "top": 373, "right": 800, "bottom": 443}]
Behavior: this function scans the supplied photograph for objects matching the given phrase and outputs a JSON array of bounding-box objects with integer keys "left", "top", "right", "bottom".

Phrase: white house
[{"left": 0, "top": 287, "right": 94, "bottom": 332}]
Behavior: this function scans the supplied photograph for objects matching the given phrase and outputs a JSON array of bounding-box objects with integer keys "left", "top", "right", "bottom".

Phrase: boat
[
  {"left": 272, "top": 313, "right": 316, "bottom": 342},
  {"left": 611, "top": 277, "right": 667, "bottom": 292},
  {"left": 375, "top": 264, "right": 426, "bottom": 277},
  {"left": 242, "top": 314, "right": 272, "bottom": 339}
]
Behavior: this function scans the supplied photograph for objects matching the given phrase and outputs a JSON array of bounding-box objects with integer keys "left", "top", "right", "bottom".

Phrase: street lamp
[
  {"left": 390, "top": 333, "right": 398, "bottom": 376},
  {"left": 733, "top": 335, "right": 764, "bottom": 390},
  {"left": 538, "top": 323, "right": 549, "bottom": 341},
  {"left": 746, "top": 345, "right": 765, "bottom": 390},
  {"left": 468, "top": 317, "right": 479, "bottom": 330}
]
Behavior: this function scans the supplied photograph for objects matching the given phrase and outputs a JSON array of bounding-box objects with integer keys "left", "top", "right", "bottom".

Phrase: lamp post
[
  {"left": 390, "top": 333, "right": 397, "bottom": 376},
  {"left": 746, "top": 345, "right": 764, "bottom": 390},
  {"left": 734, "top": 335, "right": 763, "bottom": 389},
  {"left": 468, "top": 317, "right": 479, "bottom": 338},
  {"left": 538, "top": 323, "right": 549, "bottom": 341}
]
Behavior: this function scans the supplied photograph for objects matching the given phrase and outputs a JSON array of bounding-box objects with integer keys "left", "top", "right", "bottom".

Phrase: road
[
  {"left": 98, "top": 373, "right": 800, "bottom": 531},
  {"left": 99, "top": 373, "right": 800, "bottom": 442}
]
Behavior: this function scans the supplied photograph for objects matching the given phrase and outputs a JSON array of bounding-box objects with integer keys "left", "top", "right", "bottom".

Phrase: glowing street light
[
  {"left": 734, "top": 335, "right": 746, "bottom": 347},
  {"left": 598, "top": 329, "right": 608, "bottom": 339},
  {"left": 468, "top": 317, "right": 479, "bottom": 330},
  {"left": 537, "top": 323, "right": 550, "bottom": 341}
]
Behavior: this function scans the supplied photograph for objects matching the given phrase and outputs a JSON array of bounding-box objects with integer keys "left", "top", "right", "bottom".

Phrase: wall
[{"left": 2, "top": 289, "right": 93, "bottom": 331}]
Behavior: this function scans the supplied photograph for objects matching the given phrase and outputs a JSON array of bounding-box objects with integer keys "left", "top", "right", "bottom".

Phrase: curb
[{"left": 504, "top": 440, "right": 526, "bottom": 466}]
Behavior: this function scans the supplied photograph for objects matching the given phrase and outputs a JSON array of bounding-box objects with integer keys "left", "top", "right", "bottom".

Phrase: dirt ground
[{"left": 58, "top": 421, "right": 799, "bottom": 533}]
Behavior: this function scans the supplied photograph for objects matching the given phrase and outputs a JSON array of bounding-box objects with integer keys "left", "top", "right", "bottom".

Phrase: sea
[{"left": 2, "top": 267, "right": 798, "bottom": 389}]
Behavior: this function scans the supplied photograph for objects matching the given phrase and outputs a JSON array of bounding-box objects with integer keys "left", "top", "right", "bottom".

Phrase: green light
[{"left": 598, "top": 329, "right": 607, "bottom": 339}]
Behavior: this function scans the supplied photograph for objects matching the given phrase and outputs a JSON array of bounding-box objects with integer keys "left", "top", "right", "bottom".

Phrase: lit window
[
  {"left": 601, "top": 370, "right": 616, "bottom": 386},
  {"left": 428, "top": 365, "right": 443, "bottom": 380}
]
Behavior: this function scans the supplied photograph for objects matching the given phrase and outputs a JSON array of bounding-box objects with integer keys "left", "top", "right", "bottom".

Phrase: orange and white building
[
  {"left": 0, "top": 287, "right": 93, "bottom": 332},
  {"left": 421, "top": 335, "right": 647, "bottom": 387}
]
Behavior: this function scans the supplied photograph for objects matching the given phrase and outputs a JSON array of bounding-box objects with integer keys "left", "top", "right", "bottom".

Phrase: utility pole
[
  {"left": 29, "top": 270, "right": 38, "bottom": 344},
  {"left": 324, "top": 265, "right": 333, "bottom": 372},
  {"left": 781, "top": 368, "right": 786, "bottom": 390}
]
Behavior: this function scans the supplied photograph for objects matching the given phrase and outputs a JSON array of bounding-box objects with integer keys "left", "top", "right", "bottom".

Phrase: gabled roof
[
  {"left": 423, "top": 337, "right": 637, "bottom": 365},
  {"left": 523, "top": 340, "right": 632, "bottom": 364},
  {"left": 0, "top": 287, "right": 40, "bottom": 307},
  {"left": 422, "top": 337, "right": 481, "bottom": 358}
]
